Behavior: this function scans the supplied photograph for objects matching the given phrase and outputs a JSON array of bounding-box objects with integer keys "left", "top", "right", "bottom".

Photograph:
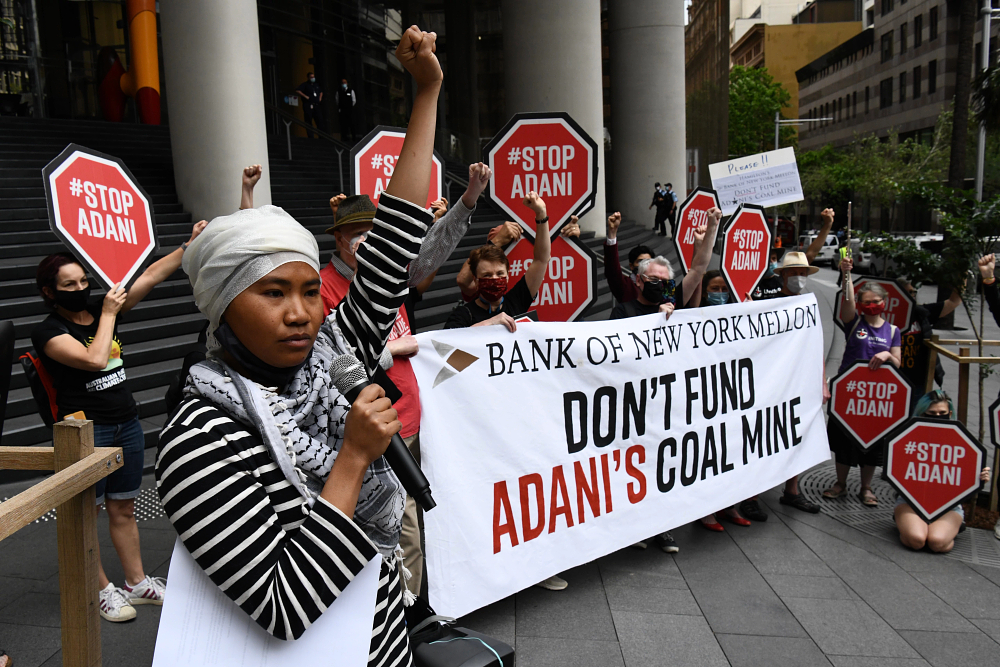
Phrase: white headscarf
[{"left": 182, "top": 205, "right": 320, "bottom": 346}]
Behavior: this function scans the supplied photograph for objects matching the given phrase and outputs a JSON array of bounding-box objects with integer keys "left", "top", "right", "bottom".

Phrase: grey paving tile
[
  {"left": 969, "top": 563, "right": 1000, "bottom": 588},
  {"left": 736, "top": 537, "right": 836, "bottom": 577},
  {"left": 101, "top": 604, "right": 161, "bottom": 666},
  {"left": 603, "top": 583, "right": 701, "bottom": 615},
  {"left": 828, "top": 658, "right": 931, "bottom": 667},
  {"left": 764, "top": 573, "right": 859, "bottom": 600},
  {"left": 515, "top": 563, "right": 616, "bottom": 641},
  {"left": 612, "top": 611, "right": 729, "bottom": 667},
  {"left": 910, "top": 570, "right": 1000, "bottom": 620},
  {"left": 783, "top": 598, "right": 920, "bottom": 658},
  {"left": 0, "top": 592, "right": 61, "bottom": 628},
  {"left": 457, "top": 594, "right": 515, "bottom": 649},
  {"left": 683, "top": 564, "right": 809, "bottom": 637},
  {"left": 968, "top": 617, "right": 1000, "bottom": 644},
  {"left": 598, "top": 545, "right": 685, "bottom": 577},
  {"left": 39, "top": 650, "right": 62, "bottom": 667},
  {"left": 717, "top": 634, "right": 832, "bottom": 667},
  {"left": 0, "top": 575, "right": 40, "bottom": 610},
  {"left": 0, "top": 529, "right": 59, "bottom": 581},
  {"left": 516, "top": 637, "right": 624, "bottom": 667},
  {"left": 598, "top": 560, "right": 689, "bottom": 590},
  {"left": 898, "top": 629, "right": 1000, "bottom": 667},
  {"left": 0, "top": 622, "right": 61, "bottom": 667}
]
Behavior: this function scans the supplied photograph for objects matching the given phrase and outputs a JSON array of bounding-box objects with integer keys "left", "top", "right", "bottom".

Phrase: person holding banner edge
[
  {"left": 823, "top": 256, "right": 902, "bottom": 506},
  {"left": 31, "top": 218, "right": 207, "bottom": 621},
  {"left": 155, "top": 25, "right": 441, "bottom": 663},
  {"left": 895, "top": 390, "right": 991, "bottom": 553}
]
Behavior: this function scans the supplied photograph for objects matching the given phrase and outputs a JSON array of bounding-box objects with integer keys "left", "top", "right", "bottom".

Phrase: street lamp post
[
  {"left": 976, "top": 1, "right": 1000, "bottom": 201},
  {"left": 774, "top": 112, "right": 833, "bottom": 241}
]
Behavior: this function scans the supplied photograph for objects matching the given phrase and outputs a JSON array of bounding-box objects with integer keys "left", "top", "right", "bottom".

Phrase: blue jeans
[{"left": 93, "top": 417, "right": 145, "bottom": 505}]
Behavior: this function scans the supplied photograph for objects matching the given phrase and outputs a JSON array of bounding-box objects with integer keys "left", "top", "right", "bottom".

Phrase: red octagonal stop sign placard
[
  {"left": 485, "top": 112, "right": 599, "bottom": 238},
  {"left": 351, "top": 125, "right": 444, "bottom": 209},
  {"left": 721, "top": 204, "right": 771, "bottom": 302},
  {"left": 673, "top": 187, "right": 720, "bottom": 275},
  {"left": 829, "top": 361, "right": 911, "bottom": 450},
  {"left": 503, "top": 235, "right": 597, "bottom": 321},
  {"left": 989, "top": 395, "right": 1000, "bottom": 449},
  {"left": 834, "top": 277, "right": 915, "bottom": 332},
  {"left": 886, "top": 418, "right": 986, "bottom": 523},
  {"left": 42, "top": 144, "right": 157, "bottom": 291}
]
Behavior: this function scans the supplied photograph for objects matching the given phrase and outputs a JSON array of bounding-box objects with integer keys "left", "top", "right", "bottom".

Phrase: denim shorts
[
  {"left": 895, "top": 495, "right": 965, "bottom": 520},
  {"left": 93, "top": 417, "right": 145, "bottom": 505}
]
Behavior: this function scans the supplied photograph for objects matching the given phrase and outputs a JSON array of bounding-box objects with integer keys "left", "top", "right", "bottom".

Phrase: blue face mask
[{"left": 706, "top": 291, "right": 730, "bottom": 306}]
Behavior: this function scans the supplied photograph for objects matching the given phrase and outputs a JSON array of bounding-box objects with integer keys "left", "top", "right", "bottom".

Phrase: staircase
[{"left": 0, "top": 119, "right": 672, "bottom": 460}]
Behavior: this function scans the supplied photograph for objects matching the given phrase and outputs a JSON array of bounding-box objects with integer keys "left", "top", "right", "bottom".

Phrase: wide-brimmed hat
[
  {"left": 774, "top": 251, "right": 819, "bottom": 275},
  {"left": 325, "top": 194, "right": 376, "bottom": 235}
]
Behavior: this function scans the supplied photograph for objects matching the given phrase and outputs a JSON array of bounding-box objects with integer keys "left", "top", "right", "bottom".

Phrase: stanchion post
[
  {"left": 925, "top": 334, "right": 939, "bottom": 393},
  {"left": 958, "top": 347, "right": 971, "bottom": 426},
  {"left": 53, "top": 419, "right": 101, "bottom": 667}
]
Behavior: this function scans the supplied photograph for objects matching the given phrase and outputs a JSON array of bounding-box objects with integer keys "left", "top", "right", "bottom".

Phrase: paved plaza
[{"left": 2, "top": 268, "right": 1000, "bottom": 666}]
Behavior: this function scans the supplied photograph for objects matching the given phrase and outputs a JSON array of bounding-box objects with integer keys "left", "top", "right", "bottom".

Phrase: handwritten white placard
[
  {"left": 709, "top": 147, "right": 804, "bottom": 214},
  {"left": 152, "top": 537, "right": 380, "bottom": 667}
]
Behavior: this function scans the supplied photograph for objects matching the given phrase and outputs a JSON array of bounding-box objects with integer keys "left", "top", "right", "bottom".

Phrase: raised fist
[
  {"left": 464, "top": 162, "right": 492, "bottom": 203},
  {"left": 561, "top": 215, "right": 581, "bottom": 238},
  {"left": 242, "top": 164, "right": 262, "bottom": 189},
  {"left": 396, "top": 25, "right": 443, "bottom": 88},
  {"left": 980, "top": 253, "right": 996, "bottom": 280},
  {"left": 523, "top": 192, "right": 547, "bottom": 219},
  {"left": 821, "top": 207, "right": 835, "bottom": 227},
  {"left": 707, "top": 207, "right": 722, "bottom": 226}
]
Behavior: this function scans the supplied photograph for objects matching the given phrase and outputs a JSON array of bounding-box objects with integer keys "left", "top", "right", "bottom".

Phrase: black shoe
[
  {"left": 739, "top": 499, "right": 768, "bottom": 522},
  {"left": 654, "top": 532, "right": 679, "bottom": 553},
  {"left": 779, "top": 492, "right": 820, "bottom": 514}
]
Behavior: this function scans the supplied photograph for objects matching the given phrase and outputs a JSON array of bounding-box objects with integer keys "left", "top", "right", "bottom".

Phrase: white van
[{"left": 797, "top": 233, "right": 839, "bottom": 267}]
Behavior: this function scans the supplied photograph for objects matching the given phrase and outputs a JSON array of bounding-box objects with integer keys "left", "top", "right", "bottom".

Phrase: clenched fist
[
  {"left": 523, "top": 192, "right": 547, "bottom": 220},
  {"left": 396, "top": 25, "right": 443, "bottom": 89}
]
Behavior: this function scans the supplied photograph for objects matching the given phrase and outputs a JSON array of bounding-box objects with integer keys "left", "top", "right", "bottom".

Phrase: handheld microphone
[{"left": 330, "top": 353, "right": 437, "bottom": 511}]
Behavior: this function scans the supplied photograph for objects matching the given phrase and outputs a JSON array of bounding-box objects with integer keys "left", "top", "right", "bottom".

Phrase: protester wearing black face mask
[
  {"left": 30, "top": 220, "right": 206, "bottom": 622},
  {"left": 610, "top": 256, "right": 678, "bottom": 319}
]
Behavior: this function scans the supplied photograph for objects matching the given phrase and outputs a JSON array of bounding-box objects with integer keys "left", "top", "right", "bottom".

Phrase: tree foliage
[{"left": 728, "top": 65, "right": 794, "bottom": 157}]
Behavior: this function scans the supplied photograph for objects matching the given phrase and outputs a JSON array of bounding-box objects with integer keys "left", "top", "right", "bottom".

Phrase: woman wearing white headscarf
[{"left": 155, "top": 26, "right": 442, "bottom": 665}]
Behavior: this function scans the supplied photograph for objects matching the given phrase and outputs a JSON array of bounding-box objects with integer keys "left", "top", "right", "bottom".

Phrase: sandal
[
  {"left": 779, "top": 491, "right": 821, "bottom": 514},
  {"left": 858, "top": 487, "right": 878, "bottom": 507},
  {"left": 0, "top": 649, "right": 13, "bottom": 667},
  {"left": 822, "top": 482, "right": 847, "bottom": 499}
]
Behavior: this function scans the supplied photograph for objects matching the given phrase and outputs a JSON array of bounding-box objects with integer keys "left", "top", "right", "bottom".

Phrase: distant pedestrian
[
  {"left": 296, "top": 73, "right": 325, "bottom": 138},
  {"left": 664, "top": 182, "right": 678, "bottom": 237},
  {"left": 649, "top": 182, "right": 670, "bottom": 236},
  {"left": 336, "top": 78, "right": 358, "bottom": 142}
]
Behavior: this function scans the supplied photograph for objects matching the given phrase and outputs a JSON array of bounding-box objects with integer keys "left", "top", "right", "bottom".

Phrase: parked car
[
  {"left": 866, "top": 234, "right": 943, "bottom": 277},
  {"left": 797, "top": 233, "right": 839, "bottom": 266}
]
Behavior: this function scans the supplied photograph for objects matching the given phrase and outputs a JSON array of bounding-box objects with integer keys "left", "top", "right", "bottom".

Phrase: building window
[
  {"left": 865, "top": 86, "right": 870, "bottom": 112},
  {"left": 899, "top": 71, "right": 907, "bottom": 102},
  {"left": 900, "top": 23, "right": 908, "bottom": 53},
  {"left": 882, "top": 0, "right": 894, "bottom": 14},
  {"left": 853, "top": 91, "right": 858, "bottom": 117},
  {"left": 881, "top": 32, "right": 894, "bottom": 63},
  {"left": 930, "top": 6, "right": 938, "bottom": 41},
  {"left": 913, "top": 65, "right": 922, "bottom": 97},
  {"left": 914, "top": 14, "right": 923, "bottom": 47},
  {"left": 929, "top": 60, "right": 937, "bottom": 93},
  {"left": 880, "top": 77, "right": 893, "bottom": 108}
]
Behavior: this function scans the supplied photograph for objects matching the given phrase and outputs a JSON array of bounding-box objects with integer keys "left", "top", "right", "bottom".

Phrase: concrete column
[
  {"left": 501, "top": 0, "right": 607, "bottom": 236},
  {"left": 608, "top": 0, "right": 686, "bottom": 230},
  {"left": 159, "top": 0, "right": 271, "bottom": 221}
]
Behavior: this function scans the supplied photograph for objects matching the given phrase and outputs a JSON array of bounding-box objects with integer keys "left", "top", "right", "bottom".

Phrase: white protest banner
[
  {"left": 411, "top": 295, "right": 829, "bottom": 618},
  {"left": 152, "top": 539, "right": 380, "bottom": 666},
  {"left": 709, "top": 147, "right": 804, "bottom": 215}
]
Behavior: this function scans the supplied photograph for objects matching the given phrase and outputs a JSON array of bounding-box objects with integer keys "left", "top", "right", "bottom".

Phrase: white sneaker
[
  {"left": 535, "top": 575, "right": 568, "bottom": 591},
  {"left": 631, "top": 540, "right": 648, "bottom": 550},
  {"left": 99, "top": 583, "right": 136, "bottom": 622},
  {"left": 122, "top": 575, "right": 166, "bottom": 606}
]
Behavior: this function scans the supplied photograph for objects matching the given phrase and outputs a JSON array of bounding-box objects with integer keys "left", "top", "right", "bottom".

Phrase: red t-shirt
[{"left": 320, "top": 262, "right": 421, "bottom": 438}]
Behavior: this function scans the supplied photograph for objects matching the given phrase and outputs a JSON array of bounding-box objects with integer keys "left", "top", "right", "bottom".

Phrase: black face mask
[
  {"left": 641, "top": 279, "right": 665, "bottom": 303},
  {"left": 924, "top": 413, "right": 951, "bottom": 420},
  {"left": 214, "top": 321, "right": 311, "bottom": 388},
  {"left": 53, "top": 286, "right": 92, "bottom": 312}
]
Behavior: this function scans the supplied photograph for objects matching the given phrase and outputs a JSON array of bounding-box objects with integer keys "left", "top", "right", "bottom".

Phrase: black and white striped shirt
[{"left": 157, "top": 194, "right": 430, "bottom": 664}]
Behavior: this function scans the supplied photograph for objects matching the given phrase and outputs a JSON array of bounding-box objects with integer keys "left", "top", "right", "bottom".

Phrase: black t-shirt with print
[
  {"left": 31, "top": 304, "right": 136, "bottom": 423},
  {"left": 444, "top": 275, "right": 536, "bottom": 328},
  {"left": 898, "top": 301, "right": 945, "bottom": 389},
  {"left": 752, "top": 274, "right": 783, "bottom": 300}
]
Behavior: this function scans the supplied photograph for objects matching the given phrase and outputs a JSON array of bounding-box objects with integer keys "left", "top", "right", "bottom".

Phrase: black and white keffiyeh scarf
[{"left": 184, "top": 319, "right": 406, "bottom": 559}]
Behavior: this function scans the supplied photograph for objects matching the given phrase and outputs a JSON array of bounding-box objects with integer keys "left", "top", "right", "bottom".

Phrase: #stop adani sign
[
  {"left": 829, "top": 361, "right": 911, "bottom": 450},
  {"left": 886, "top": 418, "right": 986, "bottom": 522},
  {"left": 485, "top": 112, "right": 599, "bottom": 237},
  {"left": 351, "top": 125, "right": 444, "bottom": 209},
  {"left": 720, "top": 204, "right": 771, "bottom": 302},
  {"left": 834, "top": 277, "right": 915, "bottom": 332},
  {"left": 42, "top": 144, "right": 157, "bottom": 291},
  {"left": 673, "top": 187, "right": 720, "bottom": 275},
  {"left": 503, "top": 235, "right": 597, "bottom": 322}
]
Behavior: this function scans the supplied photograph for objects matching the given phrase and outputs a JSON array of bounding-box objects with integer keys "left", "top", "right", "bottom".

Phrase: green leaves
[{"left": 728, "top": 65, "right": 795, "bottom": 157}]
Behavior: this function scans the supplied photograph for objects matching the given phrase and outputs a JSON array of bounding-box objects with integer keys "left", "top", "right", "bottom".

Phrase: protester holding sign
[
  {"left": 894, "top": 277, "right": 961, "bottom": 396},
  {"left": 445, "top": 192, "right": 551, "bottom": 330},
  {"left": 823, "top": 258, "right": 902, "bottom": 506},
  {"left": 155, "top": 25, "right": 441, "bottom": 664},
  {"left": 31, "top": 218, "right": 206, "bottom": 621},
  {"left": 894, "top": 390, "right": 991, "bottom": 553},
  {"left": 603, "top": 211, "right": 652, "bottom": 304}
]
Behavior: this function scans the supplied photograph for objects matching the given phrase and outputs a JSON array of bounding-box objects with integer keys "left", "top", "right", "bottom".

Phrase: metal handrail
[{"left": 264, "top": 101, "right": 350, "bottom": 194}]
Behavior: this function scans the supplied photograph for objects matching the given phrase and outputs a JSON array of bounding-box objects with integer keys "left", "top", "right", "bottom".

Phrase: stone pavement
[{"left": 2, "top": 463, "right": 1000, "bottom": 667}]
